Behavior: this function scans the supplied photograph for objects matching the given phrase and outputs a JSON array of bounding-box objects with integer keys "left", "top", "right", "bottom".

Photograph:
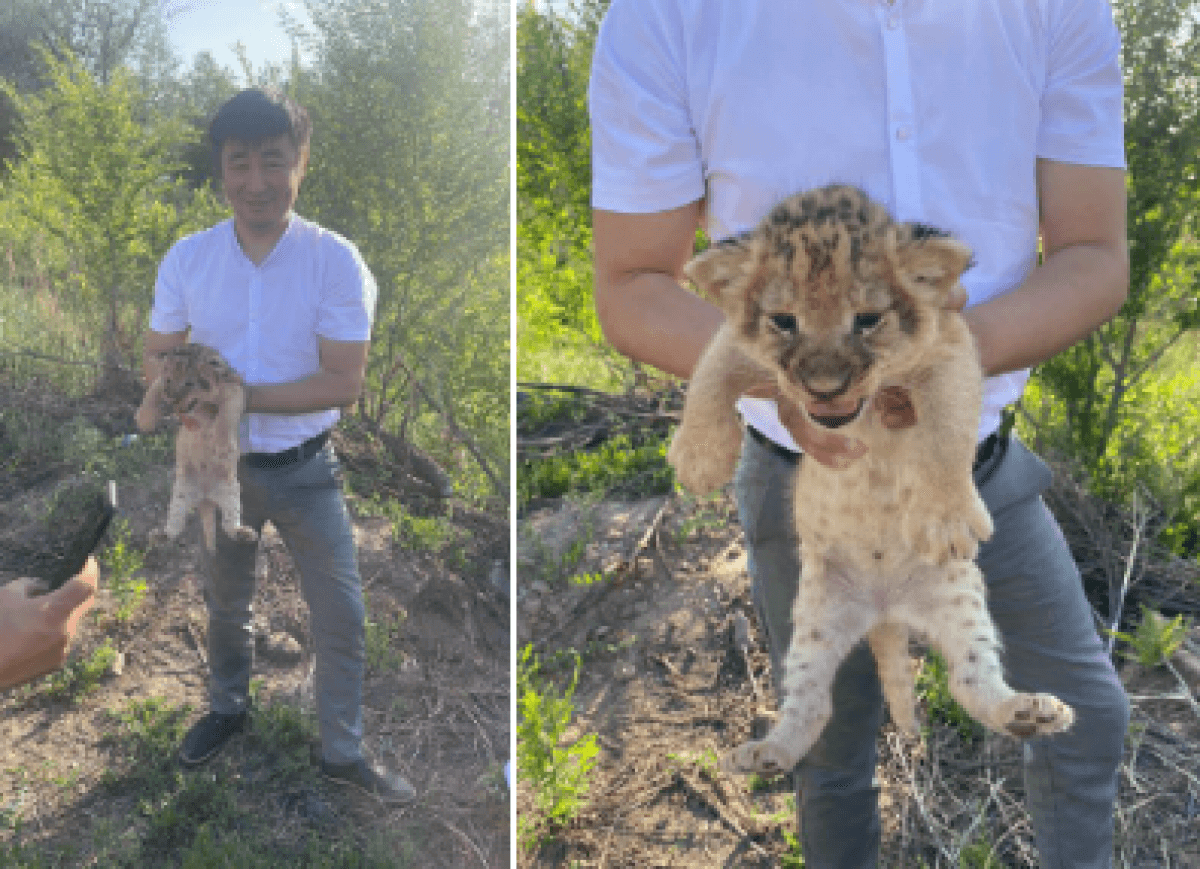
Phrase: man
[
  {"left": 143, "top": 88, "right": 414, "bottom": 804},
  {"left": 0, "top": 558, "right": 97, "bottom": 690},
  {"left": 589, "top": 3, "right": 1130, "bottom": 866}
]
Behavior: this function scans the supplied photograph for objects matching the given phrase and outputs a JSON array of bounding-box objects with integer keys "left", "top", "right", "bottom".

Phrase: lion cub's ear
[
  {"left": 683, "top": 237, "right": 755, "bottom": 315},
  {"left": 892, "top": 224, "right": 973, "bottom": 304}
]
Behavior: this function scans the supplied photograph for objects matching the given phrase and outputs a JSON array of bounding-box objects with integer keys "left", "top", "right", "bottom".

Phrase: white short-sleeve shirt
[
  {"left": 590, "top": 0, "right": 1124, "bottom": 445},
  {"left": 150, "top": 213, "right": 378, "bottom": 454}
]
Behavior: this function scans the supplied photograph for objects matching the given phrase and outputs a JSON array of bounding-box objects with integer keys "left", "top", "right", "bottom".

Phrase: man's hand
[
  {"left": 749, "top": 381, "right": 916, "bottom": 468},
  {"left": 0, "top": 557, "right": 98, "bottom": 690}
]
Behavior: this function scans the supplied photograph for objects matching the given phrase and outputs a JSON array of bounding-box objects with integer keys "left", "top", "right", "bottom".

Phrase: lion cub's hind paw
[
  {"left": 147, "top": 528, "right": 183, "bottom": 550},
  {"left": 994, "top": 693, "right": 1075, "bottom": 739},
  {"left": 725, "top": 738, "right": 802, "bottom": 777},
  {"left": 225, "top": 525, "right": 258, "bottom": 544}
]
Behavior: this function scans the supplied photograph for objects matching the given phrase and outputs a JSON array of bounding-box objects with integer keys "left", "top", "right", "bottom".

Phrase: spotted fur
[
  {"left": 136, "top": 344, "right": 256, "bottom": 551},
  {"left": 667, "top": 186, "right": 1073, "bottom": 776}
]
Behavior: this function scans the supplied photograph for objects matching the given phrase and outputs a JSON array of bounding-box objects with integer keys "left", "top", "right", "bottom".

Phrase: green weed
[
  {"left": 365, "top": 607, "right": 408, "bottom": 673},
  {"left": 1110, "top": 604, "right": 1190, "bottom": 667},
  {"left": 916, "top": 650, "right": 984, "bottom": 742},
  {"left": 101, "top": 517, "right": 147, "bottom": 623},
  {"left": 959, "top": 834, "right": 1003, "bottom": 868},
  {"left": 672, "top": 492, "right": 729, "bottom": 542},
  {"left": 358, "top": 494, "right": 459, "bottom": 554},
  {"left": 667, "top": 747, "right": 721, "bottom": 776},
  {"left": 41, "top": 638, "right": 118, "bottom": 701},
  {"left": 517, "top": 644, "right": 599, "bottom": 852},
  {"left": 519, "top": 432, "right": 672, "bottom": 508}
]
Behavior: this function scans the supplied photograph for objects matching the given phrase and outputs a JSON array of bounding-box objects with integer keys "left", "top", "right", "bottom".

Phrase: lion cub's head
[
  {"left": 686, "top": 185, "right": 973, "bottom": 427},
  {"left": 155, "top": 344, "right": 239, "bottom": 415},
  {"left": 136, "top": 344, "right": 241, "bottom": 434}
]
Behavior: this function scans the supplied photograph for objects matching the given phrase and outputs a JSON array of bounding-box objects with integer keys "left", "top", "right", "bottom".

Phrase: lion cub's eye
[
  {"left": 768, "top": 313, "right": 798, "bottom": 334},
  {"left": 853, "top": 312, "right": 883, "bottom": 334}
]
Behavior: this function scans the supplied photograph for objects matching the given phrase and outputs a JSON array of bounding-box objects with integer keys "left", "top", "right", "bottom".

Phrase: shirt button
[
  {"left": 887, "top": 16, "right": 900, "bottom": 29},
  {"left": 896, "top": 127, "right": 911, "bottom": 141}
]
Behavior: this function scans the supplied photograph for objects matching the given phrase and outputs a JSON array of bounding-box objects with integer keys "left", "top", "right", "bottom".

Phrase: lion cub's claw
[
  {"left": 993, "top": 693, "right": 1074, "bottom": 739},
  {"left": 226, "top": 526, "right": 258, "bottom": 544}
]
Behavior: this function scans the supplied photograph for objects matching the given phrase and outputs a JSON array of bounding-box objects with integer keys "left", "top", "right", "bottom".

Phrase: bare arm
[
  {"left": 244, "top": 338, "right": 369, "bottom": 415},
  {"left": 964, "top": 160, "right": 1128, "bottom": 376},
  {"left": 593, "top": 201, "right": 720, "bottom": 380}
]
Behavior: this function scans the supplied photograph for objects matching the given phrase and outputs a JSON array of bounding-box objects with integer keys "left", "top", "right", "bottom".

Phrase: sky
[{"left": 165, "top": 0, "right": 310, "bottom": 75}]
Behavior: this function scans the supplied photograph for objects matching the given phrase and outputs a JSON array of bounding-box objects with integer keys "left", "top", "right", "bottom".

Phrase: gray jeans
[
  {"left": 200, "top": 443, "right": 366, "bottom": 765},
  {"left": 735, "top": 431, "right": 1130, "bottom": 868}
]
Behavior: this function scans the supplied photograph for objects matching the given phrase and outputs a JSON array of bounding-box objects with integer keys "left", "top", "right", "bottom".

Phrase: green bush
[{"left": 517, "top": 644, "right": 599, "bottom": 851}]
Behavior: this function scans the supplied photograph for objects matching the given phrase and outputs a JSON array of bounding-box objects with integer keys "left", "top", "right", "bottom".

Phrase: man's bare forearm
[
  {"left": 593, "top": 202, "right": 722, "bottom": 379},
  {"left": 965, "top": 241, "right": 1128, "bottom": 377},
  {"left": 965, "top": 161, "right": 1128, "bottom": 378},
  {"left": 595, "top": 269, "right": 725, "bottom": 380},
  {"left": 245, "top": 369, "right": 363, "bottom": 415}
]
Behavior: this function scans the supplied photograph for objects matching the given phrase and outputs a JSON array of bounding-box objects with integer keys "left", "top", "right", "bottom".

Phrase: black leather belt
[
  {"left": 243, "top": 430, "right": 330, "bottom": 469},
  {"left": 746, "top": 425, "right": 1001, "bottom": 472}
]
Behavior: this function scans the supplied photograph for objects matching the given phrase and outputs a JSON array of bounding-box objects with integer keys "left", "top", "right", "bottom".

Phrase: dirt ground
[
  {"left": 0, "top": 386, "right": 511, "bottom": 867},
  {"left": 518, "top": 491, "right": 1200, "bottom": 868}
]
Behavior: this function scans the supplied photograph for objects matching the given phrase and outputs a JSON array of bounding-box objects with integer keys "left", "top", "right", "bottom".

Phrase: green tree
[
  {"left": 0, "top": 0, "right": 178, "bottom": 165},
  {"left": 0, "top": 47, "right": 225, "bottom": 371},
  {"left": 516, "top": 1, "right": 610, "bottom": 367},
  {"left": 292, "top": 0, "right": 510, "bottom": 504},
  {"left": 1023, "top": 0, "right": 1200, "bottom": 539}
]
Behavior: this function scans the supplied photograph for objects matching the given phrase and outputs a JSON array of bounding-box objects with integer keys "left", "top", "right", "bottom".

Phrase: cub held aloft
[
  {"left": 669, "top": 185, "right": 1073, "bottom": 777},
  {"left": 136, "top": 343, "right": 257, "bottom": 551}
]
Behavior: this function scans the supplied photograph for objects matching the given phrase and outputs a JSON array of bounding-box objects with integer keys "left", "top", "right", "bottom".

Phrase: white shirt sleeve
[
  {"left": 148, "top": 240, "right": 190, "bottom": 334},
  {"left": 588, "top": 0, "right": 706, "bottom": 213},
  {"left": 1037, "top": 0, "right": 1125, "bottom": 168},
  {"left": 316, "top": 240, "right": 377, "bottom": 343}
]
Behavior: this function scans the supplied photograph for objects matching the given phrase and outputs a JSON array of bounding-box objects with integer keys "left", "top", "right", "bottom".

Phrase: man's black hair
[{"left": 208, "top": 88, "right": 312, "bottom": 175}]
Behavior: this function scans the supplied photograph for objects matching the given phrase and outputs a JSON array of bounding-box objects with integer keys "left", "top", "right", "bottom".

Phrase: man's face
[{"left": 219, "top": 134, "right": 307, "bottom": 237}]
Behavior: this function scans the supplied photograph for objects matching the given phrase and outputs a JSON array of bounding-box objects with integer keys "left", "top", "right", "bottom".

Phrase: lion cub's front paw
[
  {"left": 725, "top": 737, "right": 802, "bottom": 777},
  {"left": 667, "top": 426, "right": 739, "bottom": 494},
  {"left": 914, "top": 510, "right": 989, "bottom": 565}
]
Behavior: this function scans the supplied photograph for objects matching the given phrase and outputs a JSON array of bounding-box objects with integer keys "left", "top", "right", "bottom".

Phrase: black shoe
[
  {"left": 319, "top": 755, "right": 417, "bottom": 805},
  {"left": 179, "top": 710, "right": 248, "bottom": 767}
]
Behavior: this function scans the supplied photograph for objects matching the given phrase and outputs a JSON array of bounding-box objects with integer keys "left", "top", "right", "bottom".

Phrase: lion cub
[
  {"left": 136, "top": 343, "right": 257, "bottom": 552},
  {"left": 669, "top": 185, "right": 1073, "bottom": 775}
]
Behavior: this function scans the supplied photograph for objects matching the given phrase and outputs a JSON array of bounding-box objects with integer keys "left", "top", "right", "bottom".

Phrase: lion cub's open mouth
[{"left": 808, "top": 398, "right": 866, "bottom": 430}]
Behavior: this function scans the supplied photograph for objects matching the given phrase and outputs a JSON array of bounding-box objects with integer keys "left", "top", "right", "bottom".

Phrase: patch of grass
[
  {"left": 40, "top": 638, "right": 118, "bottom": 702},
  {"left": 959, "top": 834, "right": 1003, "bottom": 868},
  {"left": 177, "top": 826, "right": 410, "bottom": 868},
  {"left": 666, "top": 748, "right": 721, "bottom": 776},
  {"left": 517, "top": 342, "right": 626, "bottom": 393},
  {"left": 102, "top": 697, "right": 193, "bottom": 792},
  {"left": 357, "top": 494, "right": 460, "bottom": 555},
  {"left": 672, "top": 492, "right": 729, "bottom": 542},
  {"left": 519, "top": 432, "right": 672, "bottom": 509},
  {"left": 916, "top": 650, "right": 985, "bottom": 742},
  {"left": 517, "top": 644, "right": 599, "bottom": 853},
  {"left": 780, "top": 827, "right": 805, "bottom": 868},
  {"left": 365, "top": 607, "right": 408, "bottom": 674},
  {"left": 249, "top": 697, "right": 319, "bottom": 758}
]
